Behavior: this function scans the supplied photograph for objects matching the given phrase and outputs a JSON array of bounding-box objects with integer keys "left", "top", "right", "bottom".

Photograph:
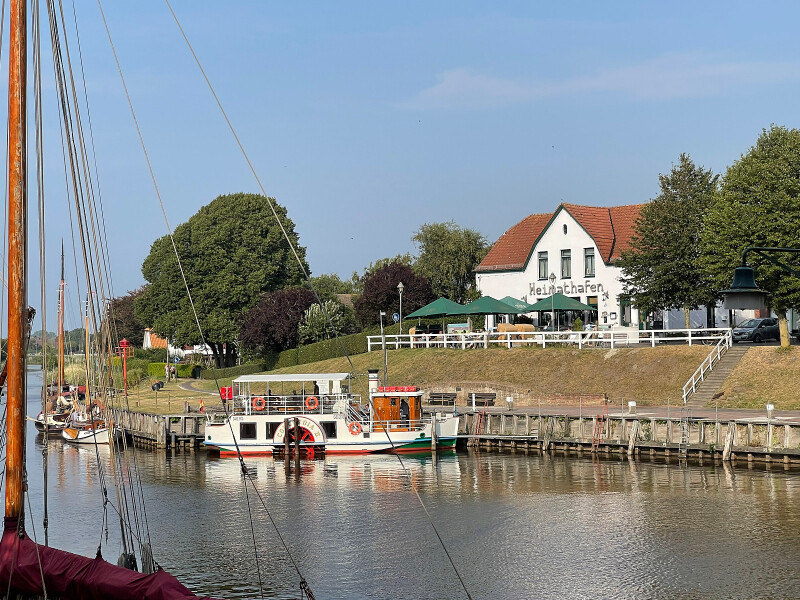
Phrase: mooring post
[
  {"left": 284, "top": 418, "right": 290, "bottom": 473},
  {"left": 294, "top": 416, "right": 301, "bottom": 472},
  {"left": 722, "top": 422, "right": 735, "bottom": 462},
  {"left": 627, "top": 420, "right": 638, "bottom": 456},
  {"left": 431, "top": 412, "right": 438, "bottom": 451}
]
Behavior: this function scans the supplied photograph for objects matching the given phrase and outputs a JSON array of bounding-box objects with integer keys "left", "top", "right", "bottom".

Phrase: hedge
[
  {"left": 147, "top": 362, "right": 201, "bottom": 379},
  {"left": 199, "top": 362, "right": 266, "bottom": 380},
  {"left": 195, "top": 332, "right": 370, "bottom": 379},
  {"left": 266, "top": 332, "right": 368, "bottom": 370}
]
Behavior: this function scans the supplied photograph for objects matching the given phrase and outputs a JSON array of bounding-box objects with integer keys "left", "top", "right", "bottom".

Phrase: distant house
[{"left": 142, "top": 328, "right": 213, "bottom": 359}]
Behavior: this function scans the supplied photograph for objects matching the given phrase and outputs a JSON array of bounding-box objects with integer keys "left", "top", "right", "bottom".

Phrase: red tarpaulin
[{"left": 0, "top": 518, "right": 223, "bottom": 600}]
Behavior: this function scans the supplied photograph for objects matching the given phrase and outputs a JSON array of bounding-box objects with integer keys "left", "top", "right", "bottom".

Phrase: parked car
[{"left": 731, "top": 318, "right": 779, "bottom": 343}]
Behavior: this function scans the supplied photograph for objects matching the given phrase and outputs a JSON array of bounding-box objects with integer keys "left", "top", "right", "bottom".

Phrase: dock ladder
[
  {"left": 592, "top": 401, "right": 608, "bottom": 452},
  {"left": 678, "top": 408, "right": 691, "bottom": 457},
  {"left": 469, "top": 410, "right": 486, "bottom": 448}
]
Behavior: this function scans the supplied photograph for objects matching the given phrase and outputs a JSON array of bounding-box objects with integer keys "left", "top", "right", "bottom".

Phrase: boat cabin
[{"left": 370, "top": 386, "right": 423, "bottom": 431}]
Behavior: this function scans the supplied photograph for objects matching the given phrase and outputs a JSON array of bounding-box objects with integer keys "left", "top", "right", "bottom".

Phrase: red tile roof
[
  {"left": 476, "top": 203, "right": 644, "bottom": 272},
  {"left": 475, "top": 212, "right": 552, "bottom": 272},
  {"left": 144, "top": 328, "right": 167, "bottom": 349}
]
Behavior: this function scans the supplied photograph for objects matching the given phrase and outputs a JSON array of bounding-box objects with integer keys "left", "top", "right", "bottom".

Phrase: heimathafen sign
[{"left": 529, "top": 281, "right": 605, "bottom": 297}]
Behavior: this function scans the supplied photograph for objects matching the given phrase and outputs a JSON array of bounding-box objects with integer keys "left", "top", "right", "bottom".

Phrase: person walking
[{"left": 164, "top": 362, "right": 170, "bottom": 382}]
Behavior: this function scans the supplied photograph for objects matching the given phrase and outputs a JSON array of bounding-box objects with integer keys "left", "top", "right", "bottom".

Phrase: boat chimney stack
[{"left": 368, "top": 369, "right": 380, "bottom": 394}]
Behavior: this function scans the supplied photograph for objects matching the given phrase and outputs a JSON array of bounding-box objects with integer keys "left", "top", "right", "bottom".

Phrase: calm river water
[{"left": 14, "top": 372, "right": 800, "bottom": 600}]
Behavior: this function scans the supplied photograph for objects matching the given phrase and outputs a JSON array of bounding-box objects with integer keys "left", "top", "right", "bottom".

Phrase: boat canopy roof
[{"left": 233, "top": 373, "right": 351, "bottom": 384}]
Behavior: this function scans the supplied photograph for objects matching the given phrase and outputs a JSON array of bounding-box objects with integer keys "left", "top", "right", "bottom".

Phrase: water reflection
[{"left": 13, "top": 373, "right": 800, "bottom": 599}]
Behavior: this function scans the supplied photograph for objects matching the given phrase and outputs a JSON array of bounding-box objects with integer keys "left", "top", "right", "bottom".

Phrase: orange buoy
[
  {"left": 252, "top": 396, "right": 266, "bottom": 411},
  {"left": 348, "top": 422, "right": 362, "bottom": 435},
  {"left": 305, "top": 396, "right": 319, "bottom": 411}
]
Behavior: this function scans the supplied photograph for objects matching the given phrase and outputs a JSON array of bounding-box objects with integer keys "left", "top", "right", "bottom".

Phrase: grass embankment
[
  {"left": 117, "top": 344, "right": 800, "bottom": 415},
  {"left": 190, "top": 345, "right": 709, "bottom": 406},
  {"left": 718, "top": 346, "right": 800, "bottom": 409}
]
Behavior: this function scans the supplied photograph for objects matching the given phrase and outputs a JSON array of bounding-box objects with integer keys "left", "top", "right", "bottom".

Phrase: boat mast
[
  {"left": 4, "top": 0, "right": 27, "bottom": 523},
  {"left": 58, "top": 243, "right": 64, "bottom": 392}
]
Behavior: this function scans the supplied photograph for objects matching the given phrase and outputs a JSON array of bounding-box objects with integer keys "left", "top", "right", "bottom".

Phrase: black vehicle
[{"left": 732, "top": 317, "right": 780, "bottom": 343}]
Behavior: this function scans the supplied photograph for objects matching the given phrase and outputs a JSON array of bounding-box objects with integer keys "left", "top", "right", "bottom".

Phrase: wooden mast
[
  {"left": 58, "top": 243, "right": 64, "bottom": 393},
  {"left": 4, "top": 0, "right": 27, "bottom": 522}
]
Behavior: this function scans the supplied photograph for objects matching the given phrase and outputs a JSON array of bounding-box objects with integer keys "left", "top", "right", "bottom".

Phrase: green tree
[
  {"left": 298, "top": 299, "right": 357, "bottom": 344},
  {"left": 700, "top": 126, "right": 800, "bottom": 346},
  {"left": 617, "top": 154, "right": 719, "bottom": 327},
  {"left": 412, "top": 221, "right": 488, "bottom": 303},
  {"left": 306, "top": 273, "right": 358, "bottom": 303},
  {"left": 135, "top": 193, "right": 309, "bottom": 366}
]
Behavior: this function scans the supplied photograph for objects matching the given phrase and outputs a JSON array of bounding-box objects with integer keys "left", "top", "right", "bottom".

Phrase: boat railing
[
  {"left": 217, "top": 393, "right": 361, "bottom": 417},
  {"left": 370, "top": 418, "right": 426, "bottom": 433}
]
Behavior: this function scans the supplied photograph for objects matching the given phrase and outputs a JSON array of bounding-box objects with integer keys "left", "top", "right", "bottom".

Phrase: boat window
[
  {"left": 266, "top": 422, "right": 281, "bottom": 438},
  {"left": 240, "top": 422, "right": 257, "bottom": 439},
  {"left": 321, "top": 421, "right": 337, "bottom": 438}
]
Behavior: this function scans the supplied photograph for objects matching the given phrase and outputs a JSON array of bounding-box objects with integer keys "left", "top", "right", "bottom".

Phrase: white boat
[
  {"left": 61, "top": 419, "right": 120, "bottom": 445},
  {"left": 204, "top": 373, "right": 459, "bottom": 456}
]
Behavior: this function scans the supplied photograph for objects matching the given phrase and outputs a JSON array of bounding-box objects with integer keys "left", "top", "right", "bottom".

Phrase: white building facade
[{"left": 475, "top": 203, "right": 642, "bottom": 329}]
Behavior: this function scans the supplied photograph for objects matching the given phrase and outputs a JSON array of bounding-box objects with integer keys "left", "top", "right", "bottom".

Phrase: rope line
[{"left": 163, "top": 4, "right": 473, "bottom": 598}]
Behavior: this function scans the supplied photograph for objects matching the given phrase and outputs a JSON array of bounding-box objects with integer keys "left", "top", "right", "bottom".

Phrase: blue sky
[{"left": 27, "top": 1, "right": 800, "bottom": 329}]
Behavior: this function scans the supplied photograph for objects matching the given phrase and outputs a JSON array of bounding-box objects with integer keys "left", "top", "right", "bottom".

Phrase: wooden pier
[
  {"left": 110, "top": 408, "right": 206, "bottom": 449},
  {"left": 457, "top": 410, "right": 800, "bottom": 465}
]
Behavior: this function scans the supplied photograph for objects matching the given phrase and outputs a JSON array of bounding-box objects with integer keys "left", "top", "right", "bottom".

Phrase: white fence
[
  {"left": 682, "top": 330, "right": 733, "bottom": 404},
  {"left": 367, "top": 327, "right": 732, "bottom": 352}
]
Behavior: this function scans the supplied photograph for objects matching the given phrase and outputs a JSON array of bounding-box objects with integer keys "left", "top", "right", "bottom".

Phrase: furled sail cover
[{"left": 0, "top": 519, "right": 224, "bottom": 600}]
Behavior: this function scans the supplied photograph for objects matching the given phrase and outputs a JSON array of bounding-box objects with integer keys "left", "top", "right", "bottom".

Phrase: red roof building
[{"left": 475, "top": 202, "right": 644, "bottom": 329}]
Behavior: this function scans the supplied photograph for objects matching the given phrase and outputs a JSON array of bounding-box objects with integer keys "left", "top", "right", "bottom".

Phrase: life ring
[
  {"left": 305, "top": 396, "right": 319, "bottom": 411},
  {"left": 348, "top": 422, "right": 362, "bottom": 435},
  {"left": 252, "top": 397, "right": 266, "bottom": 411}
]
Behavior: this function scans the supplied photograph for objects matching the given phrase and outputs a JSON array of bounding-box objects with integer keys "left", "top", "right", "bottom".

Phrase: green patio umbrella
[
  {"left": 450, "top": 295, "right": 531, "bottom": 316},
  {"left": 404, "top": 297, "right": 464, "bottom": 332},
  {"left": 526, "top": 293, "right": 597, "bottom": 312},
  {"left": 500, "top": 296, "right": 537, "bottom": 312},
  {"left": 404, "top": 297, "right": 463, "bottom": 319},
  {"left": 526, "top": 293, "right": 597, "bottom": 331}
]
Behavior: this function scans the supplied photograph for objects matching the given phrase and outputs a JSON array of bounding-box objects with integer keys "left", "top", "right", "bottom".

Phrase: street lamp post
[
  {"left": 379, "top": 311, "right": 388, "bottom": 386},
  {"left": 397, "top": 281, "right": 404, "bottom": 339},
  {"left": 549, "top": 272, "right": 557, "bottom": 331}
]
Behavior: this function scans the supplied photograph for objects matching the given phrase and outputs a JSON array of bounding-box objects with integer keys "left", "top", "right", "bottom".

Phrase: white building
[
  {"left": 474, "top": 202, "right": 740, "bottom": 330},
  {"left": 476, "top": 203, "right": 641, "bottom": 329}
]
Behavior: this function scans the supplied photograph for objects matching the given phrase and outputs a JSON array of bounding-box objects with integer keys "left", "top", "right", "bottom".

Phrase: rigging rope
[{"left": 163, "top": 4, "right": 474, "bottom": 598}]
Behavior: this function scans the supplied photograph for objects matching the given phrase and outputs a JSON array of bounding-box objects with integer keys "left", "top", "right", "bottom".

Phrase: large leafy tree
[
  {"left": 354, "top": 262, "right": 433, "bottom": 327},
  {"left": 107, "top": 287, "right": 145, "bottom": 347},
  {"left": 700, "top": 125, "right": 800, "bottom": 346},
  {"left": 239, "top": 287, "right": 316, "bottom": 354},
  {"left": 135, "top": 193, "right": 309, "bottom": 366},
  {"left": 617, "top": 154, "right": 719, "bottom": 327},
  {"left": 412, "top": 221, "right": 488, "bottom": 303}
]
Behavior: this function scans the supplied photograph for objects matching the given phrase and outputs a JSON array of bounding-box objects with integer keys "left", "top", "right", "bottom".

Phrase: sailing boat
[
  {"left": 0, "top": 2, "right": 221, "bottom": 597},
  {"left": 61, "top": 292, "right": 119, "bottom": 445},
  {"left": 33, "top": 247, "right": 71, "bottom": 436}
]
